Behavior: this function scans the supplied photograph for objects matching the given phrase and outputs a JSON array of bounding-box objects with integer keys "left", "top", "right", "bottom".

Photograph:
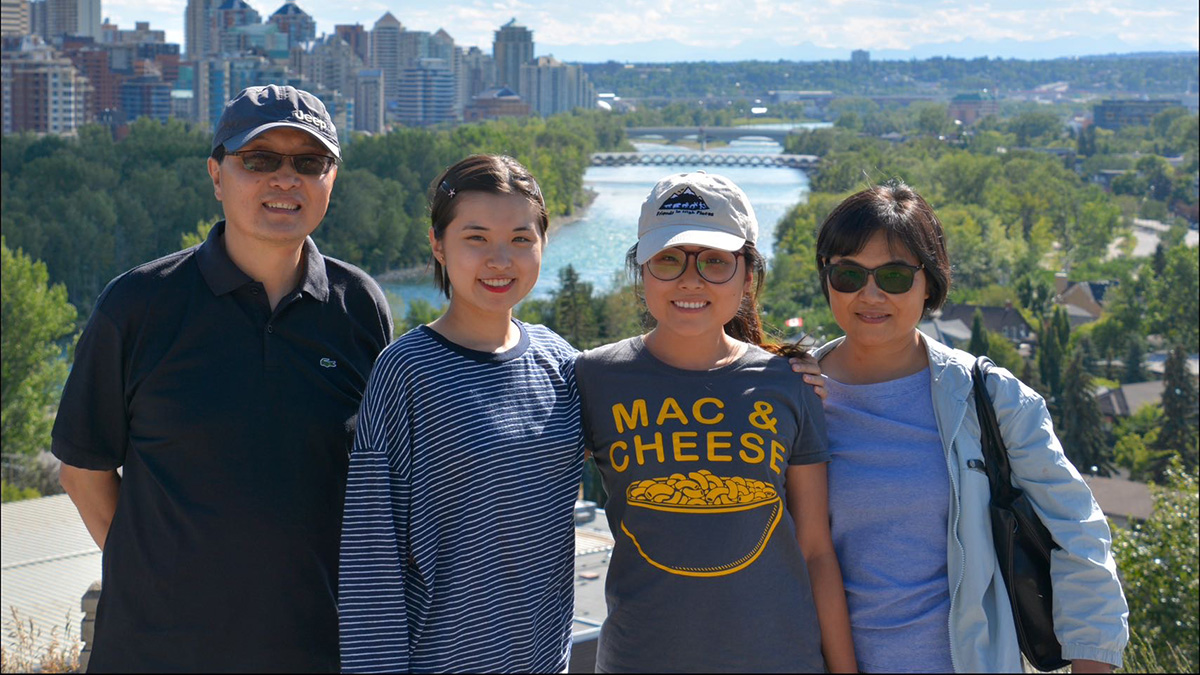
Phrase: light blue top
[
  {"left": 825, "top": 368, "right": 954, "bottom": 673},
  {"left": 814, "top": 332, "right": 1129, "bottom": 672}
]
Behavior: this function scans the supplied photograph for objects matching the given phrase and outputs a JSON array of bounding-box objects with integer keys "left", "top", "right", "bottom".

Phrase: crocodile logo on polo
[{"left": 320, "top": 358, "right": 337, "bottom": 368}]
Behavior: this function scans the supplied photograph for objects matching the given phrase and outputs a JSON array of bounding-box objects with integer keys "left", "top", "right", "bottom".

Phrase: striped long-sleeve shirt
[{"left": 338, "top": 321, "right": 584, "bottom": 673}]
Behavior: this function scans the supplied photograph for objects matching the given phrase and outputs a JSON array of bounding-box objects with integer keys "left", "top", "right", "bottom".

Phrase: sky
[{"left": 101, "top": 0, "right": 1200, "bottom": 62}]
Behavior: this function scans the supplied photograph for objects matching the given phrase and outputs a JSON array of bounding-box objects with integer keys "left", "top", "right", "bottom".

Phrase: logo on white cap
[{"left": 658, "top": 186, "right": 713, "bottom": 217}]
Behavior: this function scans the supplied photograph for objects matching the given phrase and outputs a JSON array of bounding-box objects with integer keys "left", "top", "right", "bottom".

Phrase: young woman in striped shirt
[{"left": 337, "top": 155, "right": 584, "bottom": 673}]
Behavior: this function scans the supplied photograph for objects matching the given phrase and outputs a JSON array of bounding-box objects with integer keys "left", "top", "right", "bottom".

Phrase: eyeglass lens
[
  {"left": 827, "top": 263, "right": 920, "bottom": 294},
  {"left": 646, "top": 248, "right": 740, "bottom": 284},
  {"left": 236, "top": 151, "right": 335, "bottom": 176}
]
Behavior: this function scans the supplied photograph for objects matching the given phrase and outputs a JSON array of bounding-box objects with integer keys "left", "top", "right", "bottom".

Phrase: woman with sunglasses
[
  {"left": 575, "top": 172, "right": 857, "bottom": 673},
  {"left": 810, "top": 181, "right": 1128, "bottom": 673}
]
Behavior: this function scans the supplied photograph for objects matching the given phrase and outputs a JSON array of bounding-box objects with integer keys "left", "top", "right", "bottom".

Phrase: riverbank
[{"left": 373, "top": 187, "right": 599, "bottom": 284}]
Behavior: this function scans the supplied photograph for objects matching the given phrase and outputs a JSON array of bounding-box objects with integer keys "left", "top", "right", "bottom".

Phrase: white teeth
[
  {"left": 673, "top": 301, "right": 707, "bottom": 309},
  {"left": 481, "top": 279, "right": 512, "bottom": 287},
  {"left": 265, "top": 202, "right": 299, "bottom": 210}
]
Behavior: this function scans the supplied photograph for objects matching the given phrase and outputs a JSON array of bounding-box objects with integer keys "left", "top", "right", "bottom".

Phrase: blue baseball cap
[{"left": 212, "top": 84, "right": 340, "bottom": 159}]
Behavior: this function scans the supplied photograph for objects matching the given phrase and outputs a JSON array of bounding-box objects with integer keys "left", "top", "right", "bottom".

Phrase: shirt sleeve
[
  {"left": 987, "top": 369, "right": 1130, "bottom": 667},
  {"left": 789, "top": 380, "right": 830, "bottom": 465},
  {"left": 50, "top": 305, "right": 128, "bottom": 471},
  {"left": 339, "top": 352, "right": 413, "bottom": 673}
]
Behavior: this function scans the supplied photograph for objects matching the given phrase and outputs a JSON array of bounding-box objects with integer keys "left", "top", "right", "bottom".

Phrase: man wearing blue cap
[{"left": 52, "top": 85, "right": 393, "bottom": 672}]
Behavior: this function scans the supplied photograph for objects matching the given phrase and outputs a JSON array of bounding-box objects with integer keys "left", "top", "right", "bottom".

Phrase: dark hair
[
  {"left": 815, "top": 180, "right": 950, "bottom": 316},
  {"left": 427, "top": 155, "right": 549, "bottom": 298},
  {"left": 211, "top": 144, "right": 226, "bottom": 162},
  {"left": 625, "top": 243, "right": 807, "bottom": 358}
]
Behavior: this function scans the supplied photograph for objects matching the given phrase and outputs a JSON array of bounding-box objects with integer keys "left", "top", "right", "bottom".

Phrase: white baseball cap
[{"left": 635, "top": 171, "right": 758, "bottom": 264}]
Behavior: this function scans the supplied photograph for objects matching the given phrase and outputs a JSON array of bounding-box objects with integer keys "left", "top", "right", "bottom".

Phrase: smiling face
[
  {"left": 826, "top": 230, "right": 929, "bottom": 352},
  {"left": 207, "top": 127, "right": 337, "bottom": 250},
  {"left": 642, "top": 245, "right": 752, "bottom": 344},
  {"left": 430, "top": 191, "right": 543, "bottom": 321}
]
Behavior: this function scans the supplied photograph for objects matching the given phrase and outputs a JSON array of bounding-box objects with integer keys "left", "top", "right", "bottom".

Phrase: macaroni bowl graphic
[{"left": 620, "top": 470, "right": 783, "bottom": 577}]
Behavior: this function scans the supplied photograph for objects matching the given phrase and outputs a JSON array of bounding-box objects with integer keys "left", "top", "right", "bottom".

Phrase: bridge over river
[
  {"left": 591, "top": 152, "right": 819, "bottom": 170},
  {"left": 627, "top": 126, "right": 796, "bottom": 144}
]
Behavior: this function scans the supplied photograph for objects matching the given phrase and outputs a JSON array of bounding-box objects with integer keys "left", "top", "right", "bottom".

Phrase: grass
[{"left": 0, "top": 608, "right": 81, "bottom": 673}]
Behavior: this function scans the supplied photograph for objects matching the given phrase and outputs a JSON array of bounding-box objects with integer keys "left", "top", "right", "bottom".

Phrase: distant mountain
[{"left": 542, "top": 36, "right": 1199, "bottom": 64}]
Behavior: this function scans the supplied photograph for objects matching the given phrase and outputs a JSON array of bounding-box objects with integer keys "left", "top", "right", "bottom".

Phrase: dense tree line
[
  {"left": 585, "top": 53, "right": 1198, "bottom": 99},
  {"left": 1, "top": 111, "right": 627, "bottom": 317}
]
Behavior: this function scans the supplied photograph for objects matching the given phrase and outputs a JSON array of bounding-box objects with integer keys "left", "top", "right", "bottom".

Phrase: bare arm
[
  {"left": 786, "top": 463, "right": 856, "bottom": 673},
  {"left": 59, "top": 464, "right": 121, "bottom": 550}
]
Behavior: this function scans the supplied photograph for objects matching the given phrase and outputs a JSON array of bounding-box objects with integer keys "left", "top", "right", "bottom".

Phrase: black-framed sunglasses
[
  {"left": 822, "top": 262, "right": 925, "bottom": 294},
  {"left": 227, "top": 150, "right": 338, "bottom": 176},
  {"left": 645, "top": 247, "right": 743, "bottom": 284}
]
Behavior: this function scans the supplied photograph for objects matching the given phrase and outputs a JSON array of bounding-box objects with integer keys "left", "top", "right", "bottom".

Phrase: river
[{"left": 380, "top": 129, "right": 822, "bottom": 316}]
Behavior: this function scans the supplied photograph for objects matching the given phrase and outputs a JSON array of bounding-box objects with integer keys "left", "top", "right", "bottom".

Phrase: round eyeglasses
[
  {"left": 645, "top": 247, "right": 743, "bottom": 284},
  {"left": 822, "top": 262, "right": 924, "bottom": 294}
]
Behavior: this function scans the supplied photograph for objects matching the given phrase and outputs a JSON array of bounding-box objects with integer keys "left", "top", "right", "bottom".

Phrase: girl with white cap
[{"left": 575, "top": 171, "right": 857, "bottom": 672}]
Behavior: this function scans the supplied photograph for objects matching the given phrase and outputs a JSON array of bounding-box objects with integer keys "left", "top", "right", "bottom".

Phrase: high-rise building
[
  {"left": 398, "top": 29, "right": 430, "bottom": 69},
  {"left": 2, "top": 35, "right": 89, "bottom": 134},
  {"left": 1, "top": 0, "right": 30, "bottom": 37},
  {"left": 120, "top": 74, "right": 171, "bottom": 123},
  {"left": 185, "top": 0, "right": 215, "bottom": 59},
  {"left": 103, "top": 20, "right": 165, "bottom": 45},
  {"left": 46, "top": 0, "right": 100, "bottom": 40},
  {"left": 29, "top": 0, "right": 48, "bottom": 40},
  {"left": 518, "top": 55, "right": 592, "bottom": 117},
  {"left": 851, "top": 49, "right": 869, "bottom": 65},
  {"left": 463, "top": 86, "right": 528, "bottom": 122},
  {"left": 59, "top": 38, "right": 117, "bottom": 120},
  {"left": 268, "top": 0, "right": 314, "bottom": 50},
  {"left": 370, "top": 12, "right": 402, "bottom": 103},
  {"left": 309, "top": 32, "right": 363, "bottom": 97},
  {"left": 209, "top": 0, "right": 260, "bottom": 56},
  {"left": 334, "top": 23, "right": 369, "bottom": 65},
  {"left": 492, "top": 18, "right": 531, "bottom": 94},
  {"left": 354, "top": 67, "right": 383, "bottom": 133},
  {"left": 398, "top": 57, "right": 455, "bottom": 126},
  {"left": 459, "top": 45, "right": 494, "bottom": 102}
]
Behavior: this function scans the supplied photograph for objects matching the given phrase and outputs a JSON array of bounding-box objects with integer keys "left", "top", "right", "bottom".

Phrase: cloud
[{"left": 100, "top": 0, "right": 1200, "bottom": 59}]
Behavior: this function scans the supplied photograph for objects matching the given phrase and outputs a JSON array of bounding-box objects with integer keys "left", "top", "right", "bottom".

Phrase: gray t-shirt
[{"left": 576, "top": 337, "right": 830, "bottom": 673}]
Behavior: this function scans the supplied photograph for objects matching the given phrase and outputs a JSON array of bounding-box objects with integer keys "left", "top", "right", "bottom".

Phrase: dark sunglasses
[
  {"left": 227, "top": 150, "right": 337, "bottom": 176},
  {"left": 823, "top": 262, "right": 924, "bottom": 294},
  {"left": 646, "top": 247, "right": 743, "bottom": 284}
]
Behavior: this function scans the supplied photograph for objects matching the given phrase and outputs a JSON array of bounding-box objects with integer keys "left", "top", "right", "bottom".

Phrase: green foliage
[
  {"left": 1154, "top": 346, "right": 1200, "bottom": 477},
  {"left": 0, "top": 481, "right": 41, "bottom": 503},
  {"left": 1060, "top": 348, "right": 1114, "bottom": 476},
  {"left": 1149, "top": 246, "right": 1200, "bottom": 353},
  {"left": 550, "top": 265, "right": 600, "bottom": 349},
  {"left": 402, "top": 299, "right": 444, "bottom": 333},
  {"left": 968, "top": 309, "right": 990, "bottom": 356},
  {"left": 1, "top": 113, "right": 625, "bottom": 315},
  {"left": 1, "top": 238, "right": 77, "bottom": 465},
  {"left": 1111, "top": 460, "right": 1199, "bottom": 671},
  {"left": 180, "top": 218, "right": 218, "bottom": 250}
]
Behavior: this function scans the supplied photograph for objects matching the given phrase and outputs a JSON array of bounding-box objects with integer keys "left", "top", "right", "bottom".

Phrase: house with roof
[
  {"left": 936, "top": 302, "right": 1036, "bottom": 346},
  {"left": 1054, "top": 274, "right": 1117, "bottom": 328},
  {"left": 1096, "top": 380, "right": 1166, "bottom": 421}
]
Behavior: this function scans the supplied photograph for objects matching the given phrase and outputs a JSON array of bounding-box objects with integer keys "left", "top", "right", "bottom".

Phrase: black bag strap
[{"left": 971, "top": 356, "right": 1017, "bottom": 506}]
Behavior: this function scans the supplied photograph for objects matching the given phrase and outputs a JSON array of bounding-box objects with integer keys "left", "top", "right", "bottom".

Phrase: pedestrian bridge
[{"left": 591, "top": 152, "right": 819, "bottom": 170}]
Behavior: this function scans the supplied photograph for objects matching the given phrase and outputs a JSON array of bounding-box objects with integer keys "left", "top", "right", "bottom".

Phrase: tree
[
  {"left": 1151, "top": 245, "right": 1200, "bottom": 353},
  {"left": 1059, "top": 348, "right": 1113, "bottom": 476},
  {"left": 968, "top": 308, "right": 990, "bottom": 356},
  {"left": 1111, "top": 460, "right": 1199, "bottom": 671},
  {"left": 1154, "top": 345, "right": 1200, "bottom": 476},
  {"left": 552, "top": 265, "right": 598, "bottom": 349},
  {"left": 1038, "top": 315, "right": 1064, "bottom": 403},
  {"left": 1, "top": 238, "right": 77, "bottom": 467},
  {"left": 1123, "top": 338, "right": 1146, "bottom": 384}
]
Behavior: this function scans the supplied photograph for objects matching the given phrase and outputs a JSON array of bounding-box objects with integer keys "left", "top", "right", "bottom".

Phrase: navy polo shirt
[{"left": 51, "top": 222, "right": 393, "bottom": 673}]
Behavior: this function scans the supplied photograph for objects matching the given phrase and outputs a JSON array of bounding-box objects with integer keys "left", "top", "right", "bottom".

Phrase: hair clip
[{"left": 440, "top": 180, "right": 456, "bottom": 198}]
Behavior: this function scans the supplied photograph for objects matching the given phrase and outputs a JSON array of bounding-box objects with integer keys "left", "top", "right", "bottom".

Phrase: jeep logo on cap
[{"left": 291, "top": 109, "right": 328, "bottom": 131}]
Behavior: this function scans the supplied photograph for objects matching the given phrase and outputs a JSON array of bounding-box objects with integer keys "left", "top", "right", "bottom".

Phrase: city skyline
[{"left": 95, "top": 0, "right": 1200, "bottom": 62}]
